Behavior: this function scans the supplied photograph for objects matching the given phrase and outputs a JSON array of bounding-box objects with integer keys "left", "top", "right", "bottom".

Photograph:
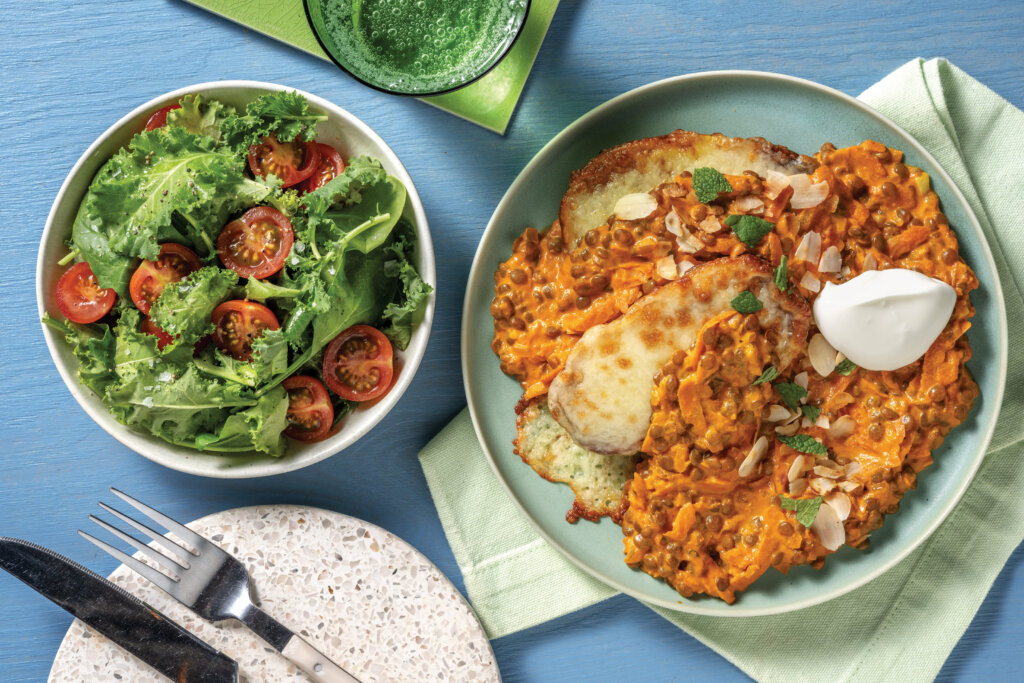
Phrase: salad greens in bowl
[{"left": 37, "top": 82, "right": 435, "bottom": 477}]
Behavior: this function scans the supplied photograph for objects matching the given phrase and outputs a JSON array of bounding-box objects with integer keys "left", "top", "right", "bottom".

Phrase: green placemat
[{"left": 180, "top": 0, "right": 558, "bottom": 133}]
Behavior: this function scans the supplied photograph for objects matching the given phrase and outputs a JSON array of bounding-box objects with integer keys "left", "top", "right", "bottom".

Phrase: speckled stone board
[{"left": 48, "top": 506, "right": 499, "bottom": 682}]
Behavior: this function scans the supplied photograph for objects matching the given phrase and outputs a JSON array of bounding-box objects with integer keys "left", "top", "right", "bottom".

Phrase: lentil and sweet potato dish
[{"left": 492, "top": 131, "right": 978, "bottom": 602}]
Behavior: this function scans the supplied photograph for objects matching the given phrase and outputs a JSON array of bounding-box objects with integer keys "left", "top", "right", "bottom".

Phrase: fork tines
[{"left": 79, "top": 488, "right": 204, "bottom": 593}]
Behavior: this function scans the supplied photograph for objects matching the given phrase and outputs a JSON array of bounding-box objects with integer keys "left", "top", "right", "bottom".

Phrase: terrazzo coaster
[{"left": 49, "top": 505, "right": 500, "bottom": 682}]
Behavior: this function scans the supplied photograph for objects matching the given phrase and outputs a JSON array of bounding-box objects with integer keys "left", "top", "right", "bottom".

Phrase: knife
[{"left": 0, "top": 536, "right": 239, "bottom": 682}]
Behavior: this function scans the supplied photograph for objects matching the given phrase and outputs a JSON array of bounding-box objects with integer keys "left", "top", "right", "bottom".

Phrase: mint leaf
[
  {"left": 724, "top": 214, "right": 775, "bottom": 249},
  {"left": 730, "top": 291, "right": 763, "bottom": 314},
  {"left": 801, "top": 405, "right": 821, "bottom": 423},
  {"left": 752, "top": 365, "right": 779, "bottom": 386},
  {"left": 775, "top": 382, "right": 807, "bottom": 411},
  {"left": 774, "top": 255, "right": 789, "bottom": 292},
  {"left": 778, "top": 433, "right": 828, "bottom": 456},
  {"left": 835, "top": 358, "right": 857, "bottom": 375},
  {"left": 780, "top": 495, "right": 824, "bottom": 527},
  {"left": 693, "top": 167, "right": 732, "bottom": 204}
]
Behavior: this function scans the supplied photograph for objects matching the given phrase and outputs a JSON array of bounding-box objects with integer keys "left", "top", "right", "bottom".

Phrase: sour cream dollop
[{"left": 812, "top": 269, "right": 956, "bottom": 371}]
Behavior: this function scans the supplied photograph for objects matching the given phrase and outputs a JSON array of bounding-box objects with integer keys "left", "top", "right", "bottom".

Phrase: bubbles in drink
[{"left": 319, "top": 0, "right": 526, "bottom": 93}]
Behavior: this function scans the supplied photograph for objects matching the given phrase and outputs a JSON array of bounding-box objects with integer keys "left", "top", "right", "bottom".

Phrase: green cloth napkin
[
  {"left": 179, "top": 0, "right": 558, "bottom": 134},
  {"left": 419, "top": 58, "right": 1024, "bottom": 682}
]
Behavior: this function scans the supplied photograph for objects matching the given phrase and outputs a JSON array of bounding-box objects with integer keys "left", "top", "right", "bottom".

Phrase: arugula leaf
[
  {"left": 751, "top": 365, "right": 779, "bottom": 386},
  {"left": 692, "top": 167, "right": 732, "bottom": 204},
  {"left": 149, "top": 267, "right": 238, "bottom": 348},
  {"left": 774, "top": 255, "right": 789, "bottom": 292},
  {"left": 778, "top": 433, "right": 828, "bottom": 456},
  {"left": 724, "top": 214, "right": 775, "bottom": 249},
  {"left": 71, "top": 127, "right": 268, "bottom": 293},
  {"left": 165, "top": 94, "right": 235, "bottom": 141},
  {"left": 780, "top": 495, "right": 824, "bottom": 527},
  {"left": 244, "top": 278, "right": 304, "bottom": 301},
  {"left": 730, "top": 291, "right": 763, "bottom": 314},
  {"left": 801, "top": 405, "right": 822, "bottom": 423},
  {"left": 193, "top": 386, "right": 289, "bottom": 455},
  {"left": 835, "top": 358, "right": 857, "bottom": 375},
  {"left": 775, "top": 382, "right": 808, "bottom": 411}
]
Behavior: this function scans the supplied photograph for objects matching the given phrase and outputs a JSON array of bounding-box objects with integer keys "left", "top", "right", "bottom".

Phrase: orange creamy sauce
[{"left": 491, "top": 141, "right": 979, "bottom": 602}]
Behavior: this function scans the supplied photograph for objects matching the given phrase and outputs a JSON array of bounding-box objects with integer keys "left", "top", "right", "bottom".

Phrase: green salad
[{"left": 46, "top": 92, "right": 431, "bottom": 456}]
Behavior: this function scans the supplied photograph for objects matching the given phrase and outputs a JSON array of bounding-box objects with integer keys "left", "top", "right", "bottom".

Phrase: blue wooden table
[{"left": 3, "top": 1, "right": 1022, "bottom": 680}]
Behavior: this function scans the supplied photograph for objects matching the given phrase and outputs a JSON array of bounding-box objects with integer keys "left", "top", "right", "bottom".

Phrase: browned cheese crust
[{"left": 559, "top": 130, "right": 818, "bottom": 246}]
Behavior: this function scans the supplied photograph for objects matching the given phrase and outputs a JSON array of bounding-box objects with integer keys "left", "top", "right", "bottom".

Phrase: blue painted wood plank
[{"left": 1, "top": 1, "right": 1021, "bottom": 681}]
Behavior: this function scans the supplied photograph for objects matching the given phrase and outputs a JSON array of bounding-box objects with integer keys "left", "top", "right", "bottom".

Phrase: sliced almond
[
  {"left": 799, "top": 272, "right": 821, "bottom": 293},
  {"left": 836, "top": 351, "right": 847, "bottom": 364},
  {"left": 829, "top": 416, "right": 856, "bottom": 439},
  {"left": 818, "top": 245, "right": 842, "bottom": 273},
  {"left": 789, "top": 477, "right": 808, "bottom": 496},
  {"left": 775, "top": 421, "right": 800, "bottom": 436},
  {"left": 788, "top": 455, "right": 807, "bottom": 482},
  {"left": 675, "top": 231, "right": 704, "bottom": 254},
  {"left": 793, "top": 231, "right": 822, "bottom": 263},
  {"left": 811, "top": 498, "right": 846, "bottom": 550},
  {"left": 794, "top": 372, "right": 809, "bottom": 391},
  {"left": 845, "top": 460, "right": 863, "bottom": 477},
  {"left": 863, "top": 252, "right": 878, "bottom": 270},
  {"left": 738, "top": 436, "right": 769, "bottom": 477},
  {"left": 813, "top": 464, "right": 844, "bottom": 479},
  {"left": 764, "top": 170, "right": 791, "bottom": 198},
  {"left": 656, "top": 256, "right": 678, "bottom": 280},
  {"left": 734, "top": 196, "right": 765, "bottom": 213},
  {"left": 766, "top": 405, "right": 792, "bottom": 422},
  {"left": 808, "top": 333, "right": 838, "bottom": 377},
  {"left": 838, "top": 480, "right": 860, "bottom": 493},
  {"left": 789, "top": 174, "right": 830, "bottom": 209},
  {"left": 664, "top": 209, "right": 683, "bottom": 236},
  {"left": 809, "top": 477, "right": 837, "bottom": 495},
  {"left": 824, "top": 492, "right": 852, "bottom": 521},
  {"left": 698, "top": 215, "right": 722, "bottom": 233},
  {"left": 677, "top": 260, "right": 695, "bottom": 277},
  {"left": 814, "top": 414, "right": 831, "bottom": 430},
  {"left": 831, "top": 392, "right": 854, "bottom": 409},
  {"left": 614, "top": 192, "right": 658, "bottom": 220}
]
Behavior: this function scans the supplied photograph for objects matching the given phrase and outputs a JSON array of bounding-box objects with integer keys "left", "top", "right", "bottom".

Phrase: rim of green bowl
[{"left": 303, "top": 0, "right": 532, "bottom": 97}]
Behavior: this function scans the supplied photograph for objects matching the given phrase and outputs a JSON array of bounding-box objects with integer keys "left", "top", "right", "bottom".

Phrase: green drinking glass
[{"left": 305, "top": 0, "right": 531, "bottom": 96}]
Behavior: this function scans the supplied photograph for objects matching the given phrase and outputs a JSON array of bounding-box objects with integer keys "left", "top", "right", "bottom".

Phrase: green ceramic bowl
[
  {"left": 461, "top": 71, "right": 1008, "bottom": 616},
  {"left": 304, "top": 0, "right": 530, "bottom": 96}
]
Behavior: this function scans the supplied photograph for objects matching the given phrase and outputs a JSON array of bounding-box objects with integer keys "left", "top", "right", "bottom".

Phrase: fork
[{"left": 80, "top": 488, "right": 360, "bottom": 683}]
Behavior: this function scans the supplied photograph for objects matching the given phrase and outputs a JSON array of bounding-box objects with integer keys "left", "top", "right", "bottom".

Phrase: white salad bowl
[{"left": 37, "top": 81, "right": 436, "bottom": 478}]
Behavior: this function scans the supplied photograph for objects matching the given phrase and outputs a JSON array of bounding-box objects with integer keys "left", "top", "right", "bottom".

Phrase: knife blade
[{"left": 0, "top": 536, "right": 239, "bottom": 683}]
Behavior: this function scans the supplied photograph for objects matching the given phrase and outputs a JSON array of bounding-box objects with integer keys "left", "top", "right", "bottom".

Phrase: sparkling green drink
[{"left": 306, "top": 0, "right": 530, "bottom": 95}]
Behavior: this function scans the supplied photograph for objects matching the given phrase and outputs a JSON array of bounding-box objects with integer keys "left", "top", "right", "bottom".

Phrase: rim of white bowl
[
  {"left": 37, "top": 80, "right": 436, "bottom": 478},
  {"left": 461, "top": 69, "right": 1008, "bottom": 616}
]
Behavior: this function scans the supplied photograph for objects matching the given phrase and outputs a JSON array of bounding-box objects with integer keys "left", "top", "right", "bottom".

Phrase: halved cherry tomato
[
  {"left": 144, "top": 104, "right": 182, "bottom": 131},
  {"left": 129, "top": 243, "right": 201, "bottom": 315},
  {"left": 140, "top": 316, "right": 174, "bottom": 350},
  {"left": 56, "top": 262, "right": 116, "bottom": 324},
  {"left": 247, "top": 135, "right": 319, "bottom": 188},
  {"left": 217, "top": 206, "right": 294, "bottom": 279},
  {"left": 300, "top": 143, "right": 346, "bottom": 194},
  {"left": 322, "top": 325, "right": 394, "bottom": 401},
  {"left": 282, "top": 376, "right": 335, "bottom": 442},
  {"left": 210, "top": 300, "right": 280, "bottom": 361}
]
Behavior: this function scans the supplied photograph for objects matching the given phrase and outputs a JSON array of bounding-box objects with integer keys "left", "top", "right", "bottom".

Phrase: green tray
[{"left": 180, "top": 0, "right": 558, "bottom": 133}]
